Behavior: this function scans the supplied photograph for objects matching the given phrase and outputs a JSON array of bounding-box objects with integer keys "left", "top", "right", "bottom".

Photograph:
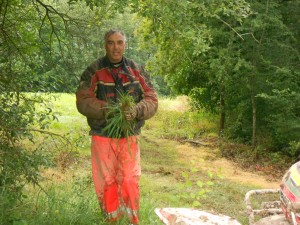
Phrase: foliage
[
  {"left": 178, "top": 160, "right": 223, "bottom": 208},
  {"left": 133, "top": 0, "right": 300, "bottom": 153},
  {"left": 0, "top": 0, "right": 119, "bottom": 223},
  {"left": 2, "top": 0, "right": 299, "bottom": 156},
  {"left": 288, "top": 141, "right": 300, "bottom": 159},
  {"left": 219, "top": 140, "right": 292, "bottom": 175},
  {"left": 9, "top": 174, "right": 161, "bottom": 225},
  {"left": 0, "top": 143, "right": 52, "bottom": 225},
  {"left": 103, "top": 92, "right": 137, "bottom": 138},
  {"left": 0, "top": 92, "right": 76, "bottom": 224},
  {"left": 150, "top": 106, "right": 218, "bottom": 140}
]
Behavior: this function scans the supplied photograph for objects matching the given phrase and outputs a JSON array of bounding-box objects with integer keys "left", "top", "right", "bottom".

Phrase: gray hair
[{"left": 104, "top": 29, "right": 126, "bottom": 43}]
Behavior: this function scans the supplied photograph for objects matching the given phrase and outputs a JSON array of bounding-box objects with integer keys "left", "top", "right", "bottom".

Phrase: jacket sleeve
[
  {"left": 135, "top": 66, "right": 158, "bottom": 120},
  {"left": 76, "top": 61, "right": 107, "bottom": 119}
]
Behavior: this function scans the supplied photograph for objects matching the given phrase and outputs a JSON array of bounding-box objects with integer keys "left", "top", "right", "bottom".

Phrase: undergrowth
[{"left": 219, "top": 140, "right": 292, "bottom": 179}]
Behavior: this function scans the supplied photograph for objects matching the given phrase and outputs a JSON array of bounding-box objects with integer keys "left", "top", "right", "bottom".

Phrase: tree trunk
[
  {"left": 219, "top": 92, "right": 225, "bottom": 136},
  {"left": 251, "top": 79, "right": 257, "bottom": 149}
]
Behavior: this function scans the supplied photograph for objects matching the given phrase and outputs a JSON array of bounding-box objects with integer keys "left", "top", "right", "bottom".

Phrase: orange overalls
[{"left": 91, "top": 135, "right": 141, "bottom": 224}]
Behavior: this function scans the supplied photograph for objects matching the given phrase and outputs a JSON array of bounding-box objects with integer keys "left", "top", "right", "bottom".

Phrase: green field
[{"left": 8, "top": 94, "right": 281, "bottom": 225}]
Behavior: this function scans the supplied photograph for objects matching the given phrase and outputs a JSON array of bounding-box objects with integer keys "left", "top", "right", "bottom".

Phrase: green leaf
[
  {"left": 207, "top": 171, "right": 213, "bottom": 178},
  {"left": 178, "top": 183, "right": 184, "bottom": 190},
  {"left": 181, "top": 171, "right": 189, "bottom": 178},
  {"left": 192, "top": 200, "right": 201, "bottom": 207},
  {"left": 196, "top": 181, "right": 203, "bottom": 188},
  {"left": 190, "top": 193, "right": 196, "bottom": 199},
  {"left": 206, "top": 181, "right": 214, "bottom": 186},
  {"left": 185, "top": 180, "right": 192, "bottom": 188}
]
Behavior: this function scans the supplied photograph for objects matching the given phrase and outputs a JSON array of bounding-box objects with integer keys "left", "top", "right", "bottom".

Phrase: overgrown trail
[
  {"left": 175, "top": 138, "right": 281, "bottom": 189},
  {"left": 150, "top": 96, "right": 282, "bottom": 190},
  {"left": 141, "top": 127, "right": 283, "bottom": 224}
]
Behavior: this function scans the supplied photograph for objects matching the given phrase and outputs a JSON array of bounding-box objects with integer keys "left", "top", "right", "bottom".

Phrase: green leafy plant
[
  {"left": 103, "top": 92, "right": 137, "bottom": 138},
  {"left": 178, "top": 160, "right": 223, "bottom": 207}
]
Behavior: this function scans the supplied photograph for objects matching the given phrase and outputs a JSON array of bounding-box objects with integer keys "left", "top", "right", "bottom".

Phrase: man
[{"left": 76, "top": 29, "right": 158, "bottom": 224}]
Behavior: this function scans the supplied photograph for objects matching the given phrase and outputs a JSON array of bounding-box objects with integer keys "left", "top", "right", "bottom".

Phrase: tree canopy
[{"left": 131, "top": 0, "right": 300, "bottom": 152}]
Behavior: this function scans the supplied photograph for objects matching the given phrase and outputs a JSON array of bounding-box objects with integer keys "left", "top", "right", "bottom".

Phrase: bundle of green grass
[{"left": 103, "top": 92, "right": 137, "bottom": 138}]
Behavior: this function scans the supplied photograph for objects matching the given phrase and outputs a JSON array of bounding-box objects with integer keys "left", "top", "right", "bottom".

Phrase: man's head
[{"left": 104, "top": 29, "right": 126, "bottom": 63}]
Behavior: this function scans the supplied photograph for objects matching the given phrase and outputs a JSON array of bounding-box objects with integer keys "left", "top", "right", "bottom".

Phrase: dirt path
[
  {"left": 157, "top": 96, "right": 283, "bottom": 190},
  {"left": 176, "top": 140, "right": 281, "bottom": 189}
]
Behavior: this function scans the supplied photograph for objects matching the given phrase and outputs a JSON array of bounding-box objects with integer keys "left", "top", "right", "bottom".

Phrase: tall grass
[
  {"left": 145, "top": 96, "right": 218, "bottom": 140},
  {"left": 17, "top": 174, "right": 161, "bottom": 225}
]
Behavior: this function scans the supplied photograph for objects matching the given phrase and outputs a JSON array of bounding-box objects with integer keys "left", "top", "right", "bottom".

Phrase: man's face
[{"left": 105, "top": 32, "right": 126, "bottom": 63}]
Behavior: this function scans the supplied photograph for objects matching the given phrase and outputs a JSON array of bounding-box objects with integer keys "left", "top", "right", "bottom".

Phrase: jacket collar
[{"left": 104, "top": 55, "right": 135, "bottom": 83}]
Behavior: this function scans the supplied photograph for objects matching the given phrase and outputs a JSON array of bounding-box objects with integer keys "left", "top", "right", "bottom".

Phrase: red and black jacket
[{"left": 76, "top": 56, "right": 158, "bottom": 136}]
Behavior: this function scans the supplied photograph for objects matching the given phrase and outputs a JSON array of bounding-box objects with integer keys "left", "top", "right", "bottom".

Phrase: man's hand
[{"left": 124, "top": 106, "right": 138, "bottom": 121}]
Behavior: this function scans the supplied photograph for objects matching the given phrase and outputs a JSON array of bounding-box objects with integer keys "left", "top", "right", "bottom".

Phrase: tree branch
[
  {"left": 32, "top": 0, "right": 74, "bottom": 53},
  {"left": 215, "top": 16, "right": 260, "bottom": 43},
  {"left": 215, "top": 16, "right": 245, "bottom": 40},
  {"left": 240, "top": 32, "right": 260, "bottom": 43}
]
